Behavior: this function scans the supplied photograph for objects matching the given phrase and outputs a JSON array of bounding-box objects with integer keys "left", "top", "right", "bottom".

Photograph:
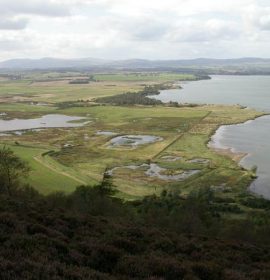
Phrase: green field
[
  {"left": 0, "top": 72, "right": 196, "bottom": 104},
  {"left": 93, "top": 72, "right": 197, "bottom": 82},
  {"left": 0, "top": 144, "right": 83, "bottom": 194}
]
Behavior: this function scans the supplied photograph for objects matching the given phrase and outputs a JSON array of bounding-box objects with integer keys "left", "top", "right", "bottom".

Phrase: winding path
[{"left": 34, "top": 155, "right": 87, "bottom": 185}]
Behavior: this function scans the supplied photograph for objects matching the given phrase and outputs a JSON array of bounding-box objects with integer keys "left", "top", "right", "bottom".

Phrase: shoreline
[
  {"left": 207, "top": 113, "right": 270, "bottom": 199},
  {"left": 206, "top": 113, "right": 269, "bottom": 200},
  {"left": 209, "top": 145, "right": 248, "bottom": 163},
  {"left": 207, "top": 112, "right": 268, "bottom": 164}
]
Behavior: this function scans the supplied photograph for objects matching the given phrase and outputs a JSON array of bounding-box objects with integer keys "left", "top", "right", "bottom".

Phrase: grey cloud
[
  {"left": 166, "top": 19, "right": 240, "bottom": 43},
  {"left": 244, "top": 5, "right": 270, "bottom": 31},
  {"left": 257, "top": 15, "right": 270, "bottom": 30},
  {"left": 131, "top": 21, "right": 170, "bottom": 41},
  {"left": 1, "top": 0, "right": 70, "bottom": 17},
  {"left": 0, "top": 40, "right": 24, "bottom": 50},
  {"left": 1, "top": 0, "right": 270, "bottom": 60},
  {"left": 102, "top": 16, "right": 171, "bottom": 41},
  {"left": 97, "top": 13, "right": 240, "bottom": 44},
  {"left": 0, "top": 36, "right": 30, "bottom": 51},
  {"left": 0, "top": 17, "right": 28, "bottom": 30},
  {"left": 0, "top": 0, "right": 71, "bottom": 30}
]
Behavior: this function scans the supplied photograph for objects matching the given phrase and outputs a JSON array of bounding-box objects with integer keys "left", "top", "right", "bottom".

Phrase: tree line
[{"left": 95, "top": 85, "right": 164, "bottom": 106}]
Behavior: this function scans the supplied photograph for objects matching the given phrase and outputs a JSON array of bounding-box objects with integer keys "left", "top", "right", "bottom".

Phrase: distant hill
[
  {"left": 107, "top": 57, "right": 270, "bottom": 68},
  {"left": 1, "top": 57, "right": 270, "bottom": 70},
  {"left": 0, "top": 57, "right": 110, "bottom": 69}
]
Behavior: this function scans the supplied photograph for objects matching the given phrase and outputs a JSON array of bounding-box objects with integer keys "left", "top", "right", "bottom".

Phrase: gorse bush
[{"left": 1, "top": 185, "right": 270, "bottom": 279}]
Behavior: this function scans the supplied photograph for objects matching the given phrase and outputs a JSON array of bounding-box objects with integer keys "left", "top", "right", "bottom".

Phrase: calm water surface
[
  {"left": 0, "top": 114, "right": 87, "bottom": 132},
  {"left": 154, "top": 76, "right": 270, "bottom": 198},
  {"left": 209, "top": 116, "right": 270, "bottom": 198},
  {"left": 155, "top": 75, "right": 270, "bottom": 111}
]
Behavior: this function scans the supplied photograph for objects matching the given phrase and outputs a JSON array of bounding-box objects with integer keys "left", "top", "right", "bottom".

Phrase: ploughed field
[{"left": 0, "top": 72, "right": 263, "bottom": 206}]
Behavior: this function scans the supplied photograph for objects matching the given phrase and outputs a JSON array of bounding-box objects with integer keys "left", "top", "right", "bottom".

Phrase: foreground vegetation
[{"left": 0, "top": 167, "right": 270, "bottom": 279}]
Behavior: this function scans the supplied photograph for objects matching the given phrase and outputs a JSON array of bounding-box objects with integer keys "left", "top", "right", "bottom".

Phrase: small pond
[
  {"left": 96, "top": 131, "right": 117, "bottom": 136},
  {"left": 146, "top": 164, "right": 200, "bottom": 181},
  {"left": 187, "top": 158, "right": 210, "bottom": 164},
  {"left": 109, "top": 135, "right": 163, "bottom": 148},
  {"left": 107, "top": 163, "right": 200, "bottom": 181},
  {"left": 0, "top": 114, "right": 89, "bottom": 133},
  {"left": 161, "top": 155, "right": 182, "bottom": 162}
]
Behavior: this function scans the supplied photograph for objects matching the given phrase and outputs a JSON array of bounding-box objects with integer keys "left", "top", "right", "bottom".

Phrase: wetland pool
[
  {"left": 0, "top": 114, "right": 89, "bottom": 133},
  {"left": 108, "top": 135, "right": 163, "bottom": 148}
]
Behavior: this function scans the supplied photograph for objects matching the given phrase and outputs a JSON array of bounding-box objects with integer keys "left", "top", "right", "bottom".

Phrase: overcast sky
[{"left": 1, "top": 0, "right": 270, "bottom": 60}]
